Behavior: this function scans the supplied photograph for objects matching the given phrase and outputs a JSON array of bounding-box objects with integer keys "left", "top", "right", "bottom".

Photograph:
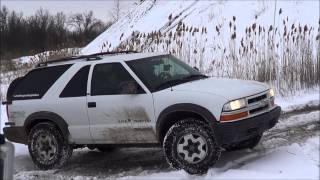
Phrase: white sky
[{"left": 1, "top": 0, "right": 136, "bottom": 22}]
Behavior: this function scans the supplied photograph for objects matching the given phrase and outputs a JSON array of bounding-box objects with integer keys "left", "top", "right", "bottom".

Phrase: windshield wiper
[
  {"left": 182, "top": 74, "right": 208, "bottom": 80},
  {"left": 155, "top": 79, "right": 187, "bottom": 91},
  {"left": 155, "top": 74, "right": 208, "bottom": 91}
]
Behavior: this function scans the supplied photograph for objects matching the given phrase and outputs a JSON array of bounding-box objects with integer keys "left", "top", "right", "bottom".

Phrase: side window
[
  {"left": 60, "top": 65, "right": 90, "bottom": 98},
  {"left": 91, "top": 63, "right": 144, "bottom": 95},
  {"left": 12, "top": 64, "right": 71, "bottom": 100}
]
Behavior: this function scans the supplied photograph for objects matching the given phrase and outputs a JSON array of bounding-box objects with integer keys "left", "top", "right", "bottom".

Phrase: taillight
[{"left": 6, "top": 104, "right": 10, "bottom": 119}]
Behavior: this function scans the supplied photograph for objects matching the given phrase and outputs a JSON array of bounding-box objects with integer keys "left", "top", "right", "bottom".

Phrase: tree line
[{"left": 0, "top": 6, "right": 112, "bottom": 61}]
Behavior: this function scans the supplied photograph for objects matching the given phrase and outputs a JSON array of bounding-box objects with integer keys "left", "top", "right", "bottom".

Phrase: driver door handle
[{"left": 88, "top": 102, "right": 96, "bottom": 108}]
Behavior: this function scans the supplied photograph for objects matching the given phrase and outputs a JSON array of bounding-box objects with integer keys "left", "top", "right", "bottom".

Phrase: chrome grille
[
  {"left": 247, "top": 92, "right": 270, "bottom": 115},
  {"left": 248, "top": 94, "right": 267, "bottom": 104}
]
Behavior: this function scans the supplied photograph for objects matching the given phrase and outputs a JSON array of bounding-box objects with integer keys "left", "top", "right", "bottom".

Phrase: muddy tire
[
  {"left": 28, "top": 122, "right": 73, "bottom": 169},
  {"left": 225, "top": 134, "right": 262, "bottom": 151},
  {"left": 163, "top": 118, "right": 221, "bottom": 175}
]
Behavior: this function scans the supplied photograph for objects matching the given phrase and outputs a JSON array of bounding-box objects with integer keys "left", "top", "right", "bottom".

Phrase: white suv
[{"left": 3, "top": 52, "right": 281, "bottom": 174}]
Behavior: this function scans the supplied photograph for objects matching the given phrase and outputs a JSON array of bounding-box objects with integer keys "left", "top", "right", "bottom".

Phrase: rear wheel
[
  {"left": 28, "top": 122, "right": 73, "bottom": 169},
  {"left": 163, "top": 119, "right": 221, "bottom": 174}
]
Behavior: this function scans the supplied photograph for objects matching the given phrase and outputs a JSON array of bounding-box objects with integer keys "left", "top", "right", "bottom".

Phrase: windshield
[{"left": 126, "top": 55, "right": 207, "bottom": 92}]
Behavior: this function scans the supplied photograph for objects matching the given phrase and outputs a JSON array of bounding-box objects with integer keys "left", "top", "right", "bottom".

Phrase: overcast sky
[{"left": 1, "top": 0, "right": 136, "bottom": 21}]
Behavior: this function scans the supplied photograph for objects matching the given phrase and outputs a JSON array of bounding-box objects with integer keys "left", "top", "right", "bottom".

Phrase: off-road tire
[
  {"left": 225, "top": 134, "right": 262, "bottom": 151},
  {"left": 28, "top": 122, "right": 73, "bottom": 169},
  {"left": 163, "top": 118, "right": 221, "bottom": 175}
]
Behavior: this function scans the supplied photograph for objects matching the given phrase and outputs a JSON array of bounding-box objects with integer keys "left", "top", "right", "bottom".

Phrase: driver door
[{"left": 87, "top": 62, "right": 157, "bottom": 144}]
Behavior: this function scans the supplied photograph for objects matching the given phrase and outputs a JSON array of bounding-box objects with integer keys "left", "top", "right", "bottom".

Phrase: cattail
[
  {"left": 299, "top": 25, "right": 302, "bottom": 33},
  {"left": 259, "top": 26, "right": 262, "bottom": 35},
  {"left": 252, "top": 23, "right": 256, "bottom": 31},
  {"left": 304, "top": 25, "right": 308, "bottom": 33},
  {"left": 216, "top": 26, "right": 220, "bottom": 34},
  {"left": 231, "top": 32, "right": 236, "bottom": 39},
  {"left": 233, "top": 16, "right": 236, "bottom": 21},
  {"left": 279, "top": 8, "right": 282, "bottom": 15}
]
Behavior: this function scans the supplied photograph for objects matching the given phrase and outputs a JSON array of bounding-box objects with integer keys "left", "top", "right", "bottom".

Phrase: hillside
[
  {"left": 81, "top": 0, "right": 320, "bottom": 96},
  {"left": 82, "top": 0, "right": 319, "bottom": 54}
]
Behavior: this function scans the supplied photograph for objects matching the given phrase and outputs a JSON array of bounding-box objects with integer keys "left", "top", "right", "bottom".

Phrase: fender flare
[
  {"left": 24, "top": 111, "right": 70, "bottom": 139},
  {"left": 156, "top": 103, "right": 217, "bottom": 142}
]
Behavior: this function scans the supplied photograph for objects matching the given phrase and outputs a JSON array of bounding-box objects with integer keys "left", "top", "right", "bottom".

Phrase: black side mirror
[
  {"left": 193, "top": 66, "right": 199, "bottom": 71},
  {"left": 119, "top": 81, "right": 139, "bottom": 94}
]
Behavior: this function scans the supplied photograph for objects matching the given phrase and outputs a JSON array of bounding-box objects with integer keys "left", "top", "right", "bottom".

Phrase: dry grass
[{"left": 102, "top": 17, "right": 320, "bottom": 96}]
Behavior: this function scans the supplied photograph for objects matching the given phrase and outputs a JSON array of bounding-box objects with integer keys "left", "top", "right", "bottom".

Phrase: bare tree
[
  {"left": 110, "top": 0, "right": 121, "bottom": 22},
  {"left": 69, "top": 11, "right": 104, "bottom": 33}
]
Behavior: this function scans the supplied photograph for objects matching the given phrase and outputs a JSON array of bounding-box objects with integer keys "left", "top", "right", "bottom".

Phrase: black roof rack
[{"left": 36, "top": 50, "right": 139, "bottom": 67}]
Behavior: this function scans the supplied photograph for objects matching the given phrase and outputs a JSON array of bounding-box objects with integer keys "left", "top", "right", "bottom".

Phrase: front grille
[
  {"left": 248, "top": 94, "right": 267, "bottom": 104},
  {"left": 249, "top": 104, "right": 269, "bottom": 114}
]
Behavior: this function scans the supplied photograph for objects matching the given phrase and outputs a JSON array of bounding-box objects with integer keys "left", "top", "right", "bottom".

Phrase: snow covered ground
[{"left": 0, "top": 90, "right": 319, "bottom": 179}]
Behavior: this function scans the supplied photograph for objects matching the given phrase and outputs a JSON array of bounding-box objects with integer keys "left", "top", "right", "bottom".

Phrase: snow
[
  {"left": 276, "top": 88, "right": 320, "bottom": 112},
  {"left": 82, "top": 0, "right": 319, "bottom": 54}
]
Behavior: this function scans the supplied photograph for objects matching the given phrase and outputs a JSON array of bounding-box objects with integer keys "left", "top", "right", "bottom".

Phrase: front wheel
[
  {"left": 163, "top": 119, "right": 221, "bottom": 175},
  {"left": 28, "top": 122, "right": 73, "bottom": 169}
]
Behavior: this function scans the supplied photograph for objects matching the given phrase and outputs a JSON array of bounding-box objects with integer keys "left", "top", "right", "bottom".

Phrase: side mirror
[
  {"left": 193, "top": 66, "right": 199, "bottom": 71},
  {"left": 119, "top": 81, "right": 139, "bottom": 94}
]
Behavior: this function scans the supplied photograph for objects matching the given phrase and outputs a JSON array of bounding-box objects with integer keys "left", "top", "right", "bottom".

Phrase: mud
[
  {"left": 101, "top": 106, "right": 150, "bottom": 124},
  {"left": 101, "top": 127, "right": 157, "bottom": 143}
]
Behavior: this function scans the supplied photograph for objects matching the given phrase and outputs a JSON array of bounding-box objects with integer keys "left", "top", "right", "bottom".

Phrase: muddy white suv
[{"left": 3, "top": 51, "right": 281, "bottom": 174}]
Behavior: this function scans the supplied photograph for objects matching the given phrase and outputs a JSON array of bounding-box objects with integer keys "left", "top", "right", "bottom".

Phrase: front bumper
[
  {"left": 3, "top": 126, "right": 27, "bottom": 144},
  {"left": 213, "top": 106, "right": 281, "bottom": 147}
]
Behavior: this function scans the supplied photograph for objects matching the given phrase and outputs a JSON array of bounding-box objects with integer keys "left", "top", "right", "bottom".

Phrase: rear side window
[
  {"left": 60, "top": 65, "right": 90, "bottom": 98},
  {"left": 12, "top": 64, "right": 71, "bottom": 100}
]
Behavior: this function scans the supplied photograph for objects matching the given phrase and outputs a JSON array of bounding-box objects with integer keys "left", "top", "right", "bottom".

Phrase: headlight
[
  {"left": 223, "top": 98, "right": 247, "bottom": 111},
  {"left": 268, "top": 88, "right": 275, "bottom": 97}
]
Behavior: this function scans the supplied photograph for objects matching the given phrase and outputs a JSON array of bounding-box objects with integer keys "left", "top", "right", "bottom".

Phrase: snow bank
[{"left": 276, "top": 88, "right": 320, "bottom": 112}]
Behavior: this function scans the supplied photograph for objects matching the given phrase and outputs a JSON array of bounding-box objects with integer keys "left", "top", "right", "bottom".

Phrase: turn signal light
[{"left": 220, "top": 111, "right": 249, "bottom": 122}]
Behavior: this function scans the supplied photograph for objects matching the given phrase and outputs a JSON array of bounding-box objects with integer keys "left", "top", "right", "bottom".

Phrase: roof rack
[{"left": 36, "top": 50, "right": 139, "bottom": 67}]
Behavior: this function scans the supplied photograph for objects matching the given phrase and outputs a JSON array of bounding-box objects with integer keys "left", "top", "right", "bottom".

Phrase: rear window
[{"left": 11, "top": 64, "right": 71, "bottom": 100}]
